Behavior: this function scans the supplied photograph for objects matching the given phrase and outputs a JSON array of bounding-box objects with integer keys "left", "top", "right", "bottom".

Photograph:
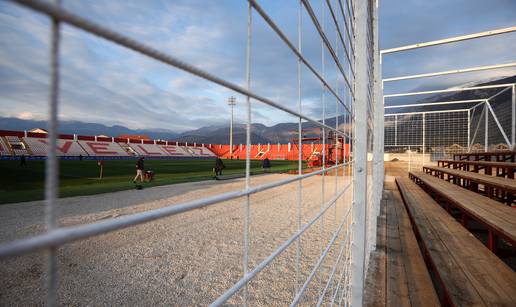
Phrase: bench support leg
[
  {"left": 488, "top": 231, "right": 498, "bottom": 254},
  {"left": 461, "top": 214, "right": 468, "bottom": 228}
]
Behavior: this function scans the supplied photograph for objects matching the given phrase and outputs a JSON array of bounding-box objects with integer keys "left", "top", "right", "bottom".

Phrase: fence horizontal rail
[
  {"left": 210, "top": 181, "right": 352, "bottom": 306},
  {"left": 12, "top": 0, "right": 349, "bottom": 138},
  {"left": 0, "top": 161, "right": 350, "bottom": 259}
]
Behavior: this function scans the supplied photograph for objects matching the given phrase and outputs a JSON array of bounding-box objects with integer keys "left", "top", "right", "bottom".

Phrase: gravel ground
[{"left": 0, "top": 171, "right": 354, "bottom": 306}]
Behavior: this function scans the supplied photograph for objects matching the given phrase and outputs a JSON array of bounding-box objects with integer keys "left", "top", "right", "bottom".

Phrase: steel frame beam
[
  {"left": 384, "top": 83, "right": 515, "bottom": 98},
  {"left": 383, "top": 62, "right": 516, "bottom": 83},
  {"left": 381, "top": 26, "right": 516, "bottom": 54},
  {"left": 384, "top": 99, "right": 485, "bottom": 109},
  {"left": 385, "top": 108, "right": 470, "bottom": 116},
  {"left": 485, "top": 100, "right": 511, "bottom": 147}
]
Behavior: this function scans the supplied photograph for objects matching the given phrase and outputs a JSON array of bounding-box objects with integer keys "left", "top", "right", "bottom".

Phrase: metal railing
[{"left": 0, "top": 0, "right": 382, "bottom": 306}]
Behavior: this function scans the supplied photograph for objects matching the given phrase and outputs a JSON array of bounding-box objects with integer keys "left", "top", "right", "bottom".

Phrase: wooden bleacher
[
  {"left": 437, "top": 159, "right": 516, "bottom": 179},
  {"left": 396, "top": 177, "right": 516, "bottom": 306},
  {"left": 365, "top": 181, "right": 439, "bottom": 306},
  {"left": 423, "top": 166, "right": 516, "bottom": 206},
  {"left": 453, "top": 150, "right": 516, "bottom": 162},
  {"left": 409, "top": 171, "right": 516, "bottom": 252}
]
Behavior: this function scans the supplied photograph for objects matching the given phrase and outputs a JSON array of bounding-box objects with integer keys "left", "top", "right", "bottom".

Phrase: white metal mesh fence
[
  {"left": 384, "top": 110, "right": 469, "bottom": 169},
  {"left": 0, "top": 0, "right": 382, "bottom": 306}
]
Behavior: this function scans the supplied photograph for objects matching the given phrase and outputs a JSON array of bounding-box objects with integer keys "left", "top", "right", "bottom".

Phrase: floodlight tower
[{"left": 228, "top": 96, "right": 236, "bottom": 158}]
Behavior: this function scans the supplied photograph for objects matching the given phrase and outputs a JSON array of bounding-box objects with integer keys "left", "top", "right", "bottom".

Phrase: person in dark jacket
[
  {"left": 20, "top": 154, "right": 27, "bottom": 167},
  {"left": 133, "top": 157, "right": 145, "bottom": 183},
  {"left": 262, "top": 158, "right": 271, "bottom": 172},
  {"left": 214, "top": 158, "right": 225, "bottom": 177}
]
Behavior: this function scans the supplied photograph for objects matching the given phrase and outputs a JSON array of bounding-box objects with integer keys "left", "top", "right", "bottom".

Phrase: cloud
[{"left": 0, "top": 0, "right": 513, "bottom": 133}]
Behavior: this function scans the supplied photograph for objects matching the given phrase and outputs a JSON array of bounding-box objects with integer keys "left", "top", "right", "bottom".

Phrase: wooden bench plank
[
  {"left": 437, "top": 159, "right": 516, "bottom": 179},
  {"left": 453, "top": 151, "right": 516, "bottom": 162},
  {"left": 396, "top": 177, "right": 516, "bottom": 306},
  {"left": 423, "top": 166, "right": 516, "bottom": 205},
  {"left": 364, "top": 194, "right": 387, "bottom": 307},
  {"left": 409, "top": 171, "right": 516, "bottom": 246},
  {"left": 385, "top": 190, "right": 411, "bottom": 307},
  {"left": 424, "top": 166, "right": 516, "bottom": 192},
  {"left": 365, "top": 181, "right": 438, "bottom": 307},
  {"left": 390, "top": 186, "right": 439, "bottom": 307}
]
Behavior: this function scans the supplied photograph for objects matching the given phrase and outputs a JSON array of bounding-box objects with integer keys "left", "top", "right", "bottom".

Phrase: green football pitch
[{"left": 0, "top": 159, "right": 302, "bottom": 204}]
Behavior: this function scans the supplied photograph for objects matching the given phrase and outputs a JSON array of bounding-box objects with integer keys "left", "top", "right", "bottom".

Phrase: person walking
[
  {"left": 133, "top": 157, "right": 145, "bottom": 183},
  {"left": 20, "top": 154, "right": 27, "bottom": 167},
  {"left": 214, "top": 157, "right": 225, "bottom": 177},
  {"left": 262, "top": 157, "right": 271, "bottom": 173}
]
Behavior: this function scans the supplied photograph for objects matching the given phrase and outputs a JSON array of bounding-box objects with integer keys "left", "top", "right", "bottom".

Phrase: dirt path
[{"left": 1, "top": 172, "right": 353, "bottom": 306}]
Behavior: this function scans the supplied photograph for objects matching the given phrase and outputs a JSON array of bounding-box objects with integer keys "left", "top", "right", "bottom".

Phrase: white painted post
[
  {"left": 351, "top": 0, "right": 369, "bottom": 305},
  {"left": 511, "top": 84, "right": 516, "bottom": 150},
  {"left": 422, "top": 113, "right": 425, "bottom": 166},
  {"left": 485, "top": 103, "right": 488, "bottom": 152},
  {"left": 394, "top": 115, "right": 397, "bottom": 146},
  {"left": 467, "top": 109, "right": 471, "bottom": 151}
]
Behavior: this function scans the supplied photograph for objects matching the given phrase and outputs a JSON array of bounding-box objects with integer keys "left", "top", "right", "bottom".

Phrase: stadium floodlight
[{"left": 228, "top": 96, "right": 236, "bottom": 158}]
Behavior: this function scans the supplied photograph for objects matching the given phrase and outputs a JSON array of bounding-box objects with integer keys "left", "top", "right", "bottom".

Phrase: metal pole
[
  {"left": 383, "top": 61, "right": 516, "bottom": 83},
  {"left": 422, "top": 113, "right": 425, "bottom": 166},
  {"left": 243, "top": 2, "right": 252, "bottom": 305},
  {"left": 467, "top": 109, "right": 471, "bottom": 152},
  {"left": 381, "top": 26, "right": 516, "bottom": 54},
  {"left": 485, "top": 103, "right": 488, "bottom": 152},
  {"left": 351, "top": 0, "right": 368, "bottom": 304},
  {"left": 486, "top": 101, "right": 511, "bottom": 147},
  {"left": 46, "top": 0, "right": 62, "bottom": 305},
  {"left": 394, "top": 115, "right": 397, "bottom": 146},
  {"left": 296, "top": 0, "right": 302, "bottom": 292},
  {"left": 511, "top": 84, "right": 516, "bottom": 150},
  {"left": 228, "top": 96, "right": 236, "bottom": 158},
  {"left": 319, "top": 0, "right": 326, "bottom": 295}
]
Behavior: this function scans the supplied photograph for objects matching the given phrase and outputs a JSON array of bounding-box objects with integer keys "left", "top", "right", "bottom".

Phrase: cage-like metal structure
[
  {"left": 0, "top": 0, "right": 384, "bottom": 306},
  {"left": 382, "top": 26, "right": 516, "bottom": 169}
]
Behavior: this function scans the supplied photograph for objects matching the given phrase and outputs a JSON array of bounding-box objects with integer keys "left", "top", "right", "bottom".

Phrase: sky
[{"left": 0, "top": 0, "right": 514, "bottom": 132}]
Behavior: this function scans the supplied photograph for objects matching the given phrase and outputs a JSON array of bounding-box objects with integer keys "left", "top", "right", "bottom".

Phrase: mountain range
[{"left": 1, "top": 75, "right": 513, "bottom": 144}]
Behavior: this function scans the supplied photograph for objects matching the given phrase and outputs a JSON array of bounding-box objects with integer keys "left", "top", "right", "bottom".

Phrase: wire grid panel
[
  {"left": 384, "top": 110, "right": 469, "bottom": 165},
  {"left": 0, "top": 0, "right": 380, "bottom": 306}
]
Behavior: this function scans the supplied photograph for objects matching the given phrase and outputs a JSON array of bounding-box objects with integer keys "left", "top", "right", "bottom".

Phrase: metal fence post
[
  {"left": 422, "top": 113, "right": 425, "bottom": 166},
  {"left": 467, "top": 109, "right": 471, "bottom": 151},
  {"left": 511, "top": 84, "right": 516, "bottom": 150},
  {"left": 350, "top": 0, "right": 370, "bottom": 305},
  {"left": 485, "top": 102, "right": 488, "bottom": 152}
]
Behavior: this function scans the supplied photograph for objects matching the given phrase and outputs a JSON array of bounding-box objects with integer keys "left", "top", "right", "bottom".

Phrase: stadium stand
[
  {"left": 118, "top": 142, "right": 138, "bottom": 156},
  {"left": 5, "top": 135, "right": 30, "bottom": 156},
  {"left": 129, "top": 142, "right": 170, "bottom": 157},
  {"left": 185, "top": 146, "right": 216, "bottom": 158},
  {"left": 0, "top": 137, "right": 10, "bottom": 155},
  {"left": 0, "top": 130, "right": 346, "bottom": 161},
  {"left": 24, "top": 137, "right": 88, "bottom": 156},
  {"left": 77, "top": 140, "right": 129, "bottom": 157}
]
